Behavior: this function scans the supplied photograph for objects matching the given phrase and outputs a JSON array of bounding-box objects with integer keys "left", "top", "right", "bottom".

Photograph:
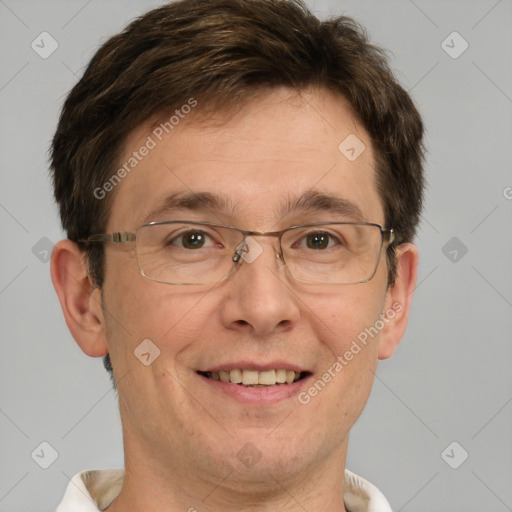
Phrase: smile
[{"left": 198, "top": 369, "right": 309, "bottom": 386}]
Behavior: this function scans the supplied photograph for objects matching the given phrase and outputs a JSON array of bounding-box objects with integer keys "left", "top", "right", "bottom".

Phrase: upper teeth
[{"left": 208, "top": 369, "right": 300, "bottom": 386}]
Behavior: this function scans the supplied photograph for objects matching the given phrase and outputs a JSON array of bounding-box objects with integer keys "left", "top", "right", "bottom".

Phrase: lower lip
[{"left": 198, "top": 373, "right": 312, "bottom": 405}]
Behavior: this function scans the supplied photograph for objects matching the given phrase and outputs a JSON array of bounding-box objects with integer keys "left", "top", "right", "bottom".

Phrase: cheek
[
  {"left": 297, "top": 310, "right": 381, "bottom": 441},
  {"left": 103, "top": 263, "right": 217, "bottom": 372},
  {"left": 308, "top": 283, "right": 386, "bottom": 354},
  {"left": 300, "top": 286, "right": 386, "bottom": 413}
]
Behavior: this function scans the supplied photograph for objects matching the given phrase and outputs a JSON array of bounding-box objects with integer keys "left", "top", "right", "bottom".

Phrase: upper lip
[{"left": 199, "top": 361, "right": 309, "bottom": 373}]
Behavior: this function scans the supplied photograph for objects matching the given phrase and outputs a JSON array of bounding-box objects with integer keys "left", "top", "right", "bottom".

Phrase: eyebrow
[
  {"left": 281, "top": 190, "right": 366, "bottom": 222},
  {"left": 141, "top": 189, "right": 366, "bottom": 225},
  {"left": 141, "top": 191, "right": 239, "bottom": 224}
]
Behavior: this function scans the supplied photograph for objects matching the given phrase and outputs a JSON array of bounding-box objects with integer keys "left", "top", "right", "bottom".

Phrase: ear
[
  {"left": 50, "top": 239, "right": 108, "bottom": 357},
  {"left": 378, "top": 243, "right": 419, "bottom": 360}
]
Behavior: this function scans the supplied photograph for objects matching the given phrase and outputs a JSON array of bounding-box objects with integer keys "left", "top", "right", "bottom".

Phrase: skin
[{"left": 51, "top": 86, "right": 418, "bottom": 511}]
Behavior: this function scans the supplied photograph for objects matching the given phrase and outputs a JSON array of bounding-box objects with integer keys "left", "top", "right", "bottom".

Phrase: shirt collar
[{"left": 56, "top": 468, "right": 392, "bottom": 512}]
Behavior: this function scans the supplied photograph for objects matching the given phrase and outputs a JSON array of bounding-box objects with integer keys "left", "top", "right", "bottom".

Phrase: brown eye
[
  {"left": 305, "top": 232, "right": 331, "bottom": 250},
  {"left": 181, "top": 231, "right": 206, "bottom": 249},
  {"left": 167, "top": 230, "right": 213, "bottom": 249}
]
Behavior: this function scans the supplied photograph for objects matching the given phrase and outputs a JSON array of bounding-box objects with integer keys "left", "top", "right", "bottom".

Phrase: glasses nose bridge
[{"left": 236, "top": 229, "right": 285, "bottom": 262}]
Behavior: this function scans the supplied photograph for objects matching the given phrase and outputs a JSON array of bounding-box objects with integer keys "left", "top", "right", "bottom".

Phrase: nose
[{"left": 218, "top": 236, "right": 300, "bottom": 337}]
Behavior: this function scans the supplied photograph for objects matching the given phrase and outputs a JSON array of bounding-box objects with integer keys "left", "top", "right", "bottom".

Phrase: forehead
[{"left": 107, "top": 87, "right": 384, "bottom": 230}]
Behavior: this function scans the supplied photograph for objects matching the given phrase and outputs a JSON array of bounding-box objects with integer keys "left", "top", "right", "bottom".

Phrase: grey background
[{"left": 0, "top": 0, "right": 511, "bottom": 510}]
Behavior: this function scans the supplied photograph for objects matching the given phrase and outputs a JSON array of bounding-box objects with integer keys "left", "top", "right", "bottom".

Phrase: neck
[{"left": 105, "top": 430, "right": 349, "bottom": 512}]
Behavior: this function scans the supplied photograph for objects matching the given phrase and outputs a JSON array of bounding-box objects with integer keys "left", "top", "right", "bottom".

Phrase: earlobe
[
  {"left": 378, "top": 243, "right": 419, "bottom": 360},
  {"left": 50, "top": 240, "right": 109, "bottom": 358}
]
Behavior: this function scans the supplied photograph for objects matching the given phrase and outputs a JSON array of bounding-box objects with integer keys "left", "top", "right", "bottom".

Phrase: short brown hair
[{"left": 51, "top": 0, "right": 424, "bottom": 376}]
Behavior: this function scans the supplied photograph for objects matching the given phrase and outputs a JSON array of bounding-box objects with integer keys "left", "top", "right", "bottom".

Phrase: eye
[
  {"left": 167, "top": 230, "right": 217, "bottom": 250},
  {"left": 295, "top": 230, "right": 342, "bottom": 250}
]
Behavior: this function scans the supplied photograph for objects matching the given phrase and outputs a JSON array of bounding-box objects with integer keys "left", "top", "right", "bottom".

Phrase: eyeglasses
[{"left": 84, "top": 221, "right": 394, "bottom": 286}]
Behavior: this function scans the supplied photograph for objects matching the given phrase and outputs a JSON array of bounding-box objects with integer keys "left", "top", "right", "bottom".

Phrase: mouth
[{"left": 197, "top": 369, "right": 311, "bottom": 387}]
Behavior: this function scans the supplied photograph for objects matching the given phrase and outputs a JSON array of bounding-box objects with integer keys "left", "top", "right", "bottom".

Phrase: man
[{"left": 50, "top": 0, "right": 424, "bottom": 510}]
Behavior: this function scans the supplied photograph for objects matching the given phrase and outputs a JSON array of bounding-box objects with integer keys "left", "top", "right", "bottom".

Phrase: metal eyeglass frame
[{"left": 83, "top": 220, "right": 395, "bottom": 285}]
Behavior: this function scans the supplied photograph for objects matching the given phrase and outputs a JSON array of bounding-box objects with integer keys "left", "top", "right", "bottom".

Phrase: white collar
[{"left": 56, "top": 468, "right": 392, "bottom": 512}]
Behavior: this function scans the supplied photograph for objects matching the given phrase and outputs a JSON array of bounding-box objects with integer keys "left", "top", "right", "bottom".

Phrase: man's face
[{"left": 100, "top": 87, "right": 395, "bottom": 484}]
